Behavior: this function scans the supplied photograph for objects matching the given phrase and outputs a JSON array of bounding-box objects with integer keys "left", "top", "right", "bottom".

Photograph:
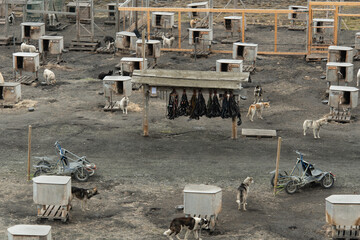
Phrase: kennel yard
[{"left": 0, "top": 0, "right": 360, "bottom": 239}]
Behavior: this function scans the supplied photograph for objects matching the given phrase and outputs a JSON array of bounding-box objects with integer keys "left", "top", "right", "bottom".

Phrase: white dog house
[
  {"left": 216, "top": 59, "right": 243, "bottom": 73},
  {"left": 288, "top": 6, "right": 307, "bottom": 21},
  {"left": 224, "top": 16, "right": 246, "bottom": 34},
  {"left": 189, "top": 28, "right": 213, "bottom": 46},
  {"left": 151, "top": 12, "right": 174, "bottom": 29},
  {"left": 326, "top": 62, "right": 353, "bottom": 84},
  {"left": 184, "top": 184, "right": 222, "bottom": 230},
  {"left": 328, "top": 46, "right": 353, "bottom": 63},
  {"left": 120, "top": 57, "right": 147, "bottom": 76},
  {"left": 136, "top": 39, "right": 161, "bottom": 58},
  {"left": 13, "top": 52, "right": 40, "bottom": 79},
  {"left": 21, "top": 22, "right": 45, "bottom": 41},
  {"left": 66, "top": 2, "right": 91, "bottom": 21},
  {"left": 39, "top": 36, "right": 64, "bottom": 55},
  {"left": 0, "top": 82, "right": 21, "bottom": 104},
  {"left": 115, "top": 31, "right": 137, "bottom": 51},
  {"left": 33, "top": 176, "right": 71, "bottom": 222},
  {"left": 103, "top": 76, "right": 132, "bottom": 97},
  {"left": 187, "top": 2, "right": 209, "bottom": 19},
  {"left": 7, "top": 225, "right": 52, "bottom": 240},
  {"left": 233, "top": 42, "right": 258, "bottom": 65},
  {"left": 312, "top": 18, "right": 334, "bottom": 43},
  {"left": 329, "top": 86, "right": 358, "bottom": 109}
]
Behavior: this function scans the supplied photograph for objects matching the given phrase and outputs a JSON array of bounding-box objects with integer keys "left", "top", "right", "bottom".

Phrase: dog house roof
[
  {"left": 328, "top": 45, "right": 353, "bottom": 51},
  {"left": 33, "top": 176, "right": 71, "bottom": 184},
  {"left": 20, "top": 22, "right": 45, "bottom": 27},
  {"left": 189, "top": 28, "right": 212, "bottom": 32},
  {"left": 152, "top": 12, "right": 174, "bottom": 16},
  {"left": 136, "top": 39, "right": 160, "bottom": 44},
  {"left": 184, "top": 184, "right": 222, "bottom": 194},
  {"left": 117, "top": 31, "right": 136, "bottom": 37},
  {"left": 217, "top": 59, "right": 243, "bottom": 64},
  {"left": 103, "top": 76, "right": 131, "bottom": 82},
  {"left": 329, "top": 86, "right": 359, "bottom": 92},
  {"left": 121, "top": 57, "right": 147, "bottom": 62},
  {"left": 40, "top": 35, "right": 63, "bottom": 40},
  {"left": 313, "top": 18, "right": 334, "bottom": 23},
  {"left": 326, "top": 195, "right": 360, "bottom": 204},
  {"left": 224, "top": 16, "right": 243, "bottom": 20},
  {"left": 187, "top": 2, "right": 208, "bottom": 7},
  {"left": 233, "top": 42, "right": 258, "bottom": 47},
  {"left": 0, "top": 82, "right": 20, "bottom": 87},
  {"left": 8, "top": 225, "right": 51, "bottom": 236},
  {"left": 13, "top": 52, "right": 39, "bottom": 57},
  {"left": 326, "top": 62, "right": 353, "bottom": 67}
]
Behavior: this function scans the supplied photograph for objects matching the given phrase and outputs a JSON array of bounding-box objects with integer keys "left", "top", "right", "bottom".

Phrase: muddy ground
[{"left": 1, "top": 2, "right": 360, "bottom": 240}]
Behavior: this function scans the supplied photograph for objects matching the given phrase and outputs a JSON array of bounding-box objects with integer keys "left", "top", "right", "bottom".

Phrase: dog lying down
[
  {"left": 71, "top": 186, "right": 99, "bottom": 211},
  {"left": 164, "top": 216, "right": 209, "bottom": 240}
]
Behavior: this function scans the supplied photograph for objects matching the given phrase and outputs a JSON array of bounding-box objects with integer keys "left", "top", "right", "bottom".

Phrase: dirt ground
[{"left": 1, "top": 1, "right": 360, "bottom": 240}]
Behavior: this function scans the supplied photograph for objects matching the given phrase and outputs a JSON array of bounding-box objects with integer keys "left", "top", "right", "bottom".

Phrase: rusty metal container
[
  {"left": 232, "top": 42, "right": 258, "bottom": 64},
  {"left": 183, "top": 184, "right": 222, "bottom": 217},
  {"left": 39, "top": 36, "right": 64, "bottom": 55},
  {"left": 326, "top": 195, "right": 360, "bottom": 227},
  {"left": 33, "top": 176, "right": 71, "bottom": 206},
  {"left": 103, "top": 76, "right": 132, "bottom": 97},
  {"left": 13, "top": 52, "right": 40, "bottom": 73},
  {"left": 328, "top": 46, "right": 353, "bottom": 63},
  {"left": 120, "top": 57, "right": 147, "bottom": 76},
  {"left": 187, "top": 2, "right": 209, "bottom": 19},
  {"left": 355, "top": 32, "right": 360, "bottom": 50},
  {"left": 224, "top": 16, "right": 246, "bottom": 33},
  {"left": 189, "top": 28, "right": 213, "bottom": 46},
  {"left": 151, "top": 12, "right": 174, "bottom": 29},
  {"left": 115, "top": 31, "right": 137, "bottom": 51},
  {"left": 0, "top": 82, "right": 21, "bottom": 104},
  {"left": 21, "top": 22, "right": 45, "bottom": 41},
  {"left": 216, "top": 59, "right": 243, "bottom": 73},
  {"left": 8, "top": 225, "right": 52, "bottom": 240},
  {"left": 326, "top": 62, "right": 353, "bottom": 83},
  {"left": 136, "top": 39, "right": 161, "bottom": 58},
  {"left": 328, "top": 86, "right": 358, "bottom": 109}
]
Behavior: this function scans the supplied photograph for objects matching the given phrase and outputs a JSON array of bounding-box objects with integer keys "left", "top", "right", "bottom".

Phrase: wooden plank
[{"left": 242, "top": 128, "right": 277, "bottom": 137}]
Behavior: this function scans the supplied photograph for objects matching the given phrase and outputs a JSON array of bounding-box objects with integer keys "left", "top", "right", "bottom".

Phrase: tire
[
  {"left": 34, "top": 169, "right": 45, "bottom": 177},
  {"left": 285, "top": 180, "right": 298, "bottom": 194},
  {"left": 74, "top": 167, "right": 89, "bottom": 182},
  {"left": 321, "top": 174, "right": 335, "bottom": 189}
]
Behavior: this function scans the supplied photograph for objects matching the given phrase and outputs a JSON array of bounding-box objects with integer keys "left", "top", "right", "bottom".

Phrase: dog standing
[
  {"left": 236, "top": 177, "right": 254, "bottom": 211},
  {"left": 71, "top": 186, "right": 99, "bottom": 211},
  {"left": 246, "top": 102, "right": 270, "bottom": 122},
  {"left": 190, "top": 18, "right": 198, "bottom": 28},
  {"left": 113, "top": 96, "right": 130, "bottom": 114},
  {"left": 303, "top": 118, "right": 328, "bottom": 139},
  {"left": 253, "top": 85, "right": 263, "bottom": 103},
  {"left": 163, "top": 217, "right": 208, "bottom": 240}
]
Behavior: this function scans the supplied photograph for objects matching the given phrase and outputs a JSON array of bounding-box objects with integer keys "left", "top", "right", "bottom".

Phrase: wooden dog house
[
  {"left": 136, "top": 39, "right": 161, "bottom": 58},
  {"left": 39, "top": 36, "right": 64, "bottom": 55},
  {"left": 216, "top": 59, "right": 243, "bottom": 73},
  {"left": 189, "top": 28, "right": 213, "bottom": 46},
  {"left": 187, "top": 2, "right": 209, "bottom": 19},
  {"left": 328, "top": 46, "right": 353, "bottom": 63},
  {"left": 66, "top": 2, "right": 91, "bottom": 22},
  {"left": 21, "top": 22, "right": 45, "bottom": 41},
  {"left": 232, "top": 42, "right": 258, "bottom": 65},
  {"left": 326, "top": 62, "right": 353, "bottom": 84},
  {"left": 224, "top": 16, "right": 246, "bottom": 34},
  {"left": 103, "top": 76, "right": 132, "bottom": 97},
  {"left": 8, "top": 225, "right": 52, "bottom": 240},
  {"left": 13, "top": 52, "right": 40, "bottom": 79},
  {"left": 0, "top": 82, "right": 21, "bottom": 104},
  {"left": 115, "top": 31, "right": 137, "bottom": 51},
  {"left": 151, "top": 12, "right": 174, "bottom": 29},
  {"left": 120, "top": 57, "right": 147, "bottom": 76}
]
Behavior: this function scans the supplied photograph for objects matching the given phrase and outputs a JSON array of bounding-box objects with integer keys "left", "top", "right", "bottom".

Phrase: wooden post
[
  {"left": 76, "top": 0, "right": 80, "bottom": 41},
  {"left": 334, "top": 6, "right": 339, "bottom": 45},
  {"left": 231, "top": 117, "right": 237, "bottom": 139},
  {"left": 143, "top": 84, "right": 149, "bottom": 136},
  {"left": 147, "top": 10, "right": 150, "bottom": 40},
  {"left": 178, "top": 11, "right": 181, "bottom": 48},
  {"left": 27, "top": 125, "right": 32, "bottom": 181},
  {"left": 142, "top": 29, "right": 146, "bottom": 68},
  {"left": 90, "top": 0, "right": 94, "bottom": 42},
  {"left": 273, "top": 137, "right": 282, "bottom": 195},
  {"left": 115, "top": 0, "right": 120, "bottom": 32},
  {"left": 274, "top": 13, "right": 277, "bottom": 52},
  {"left": 241, "top": 12, "right": 245, "bottom": 43}
]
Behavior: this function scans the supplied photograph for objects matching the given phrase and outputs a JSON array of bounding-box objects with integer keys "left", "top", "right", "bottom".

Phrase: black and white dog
[
  {"left": 71, "top": 186, "right": 99, "bottom": 211},
  {"left": 236, "top": 177, "right": 254, "bottom": 211},
  {"left": 103, "top": 36, "right": 115, "bottom": 50},
  {"left": 8, "top": 12, "right": 15, "bottom": 25},
  {"left": 163, "top": 217, "right": 209, "bottom": 240}
]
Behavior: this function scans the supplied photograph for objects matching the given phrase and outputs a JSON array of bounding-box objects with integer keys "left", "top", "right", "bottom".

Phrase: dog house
[
  {"left": 66, "top": 2, "right": 91, "bottom": 21},
  {"left": 39, "top": 36, "right": 64, "bottom": 55},
  {"left": 187, "top": 2, "right": 209, "bottom": 19},
  {"left": 151, "top": 12, "right": 174, "bottom": 29},
  {"left": 216, "top": 59, "right": 243, "bottom": 73},
  {"left": 136, "top": 39, "right": 161, "bottom": 58},
  {"left": 326, "top": 195, "right": 360, "bottom": 229},
  {"left": 120, "top": 57, "right": 147, "bottom": 76},
  {"left": 288, "top": 6, "right": 307, "bottom": 21},
  {"left": 184, "top": 184, "right": 222, "bottom": 230},
  {"left": 328, "top": 46, "right": 353, "bottom": 63},
  {"left": 103, "top": 76, "right": 132, "bottom": 97},
  {"left": 328, "top": 86, "right": 358, "bottom": 109},
  {"left": 21, "top": 22, "right": 45, "bottom": 41},
  {"left": 107, "top": 3, "right": 121, "bottom": 20},
  {"left": 326, "top": 62, "right": 353, "bottom": 84},
  {"left": 26, "top": 0, "right": 44, "bottom": 22},
  {"left": 355, "top": 33, "right": 360, "bottom": 50},
  {"left": 7, "top": 225, "right": 52, "bottom": 240},
  {"left": 13, "top": 52, "right": 40, "bottom": 78},
  {"left": 224, "top": 16, "right": 246, "bottom": 34},
  {"left": 312, "top": 18, "right": 334, "bottom": 43},
  {"left": 0, "top": 82, "right": 21, "bottom": 104},
  {"left": 115, "top": 31, "right": 137, "bottom": 51},
  {"left": 233, "top": 42, "right": 258, "bottom": 65},
  {"left": 189, "top": 28, "right": 213, "bottom": 46}
]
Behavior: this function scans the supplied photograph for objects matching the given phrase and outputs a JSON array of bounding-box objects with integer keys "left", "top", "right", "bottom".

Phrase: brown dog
[{"left": 71, "top": 186, "right": 99, "bottom": 211}]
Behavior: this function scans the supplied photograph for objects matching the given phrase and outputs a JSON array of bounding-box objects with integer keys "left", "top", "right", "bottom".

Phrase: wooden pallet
[
  {"left": 306, "top": 53, "right": 327, "bottom": 62},
  {"left": 328, "top": 112, "right": 351, "bottom": 123},
  {"left": 47, "top": 23, "right": 69, "bottom": 31},
  {"left": 69, "top": 39, "right": 100, "bottom": 51},
  {"left": 243, "top": 65, "right": 255, "bottom": 73},
  {"left": 0, "top": 35, "right": 14, "bottom": 45},
  {"left": 96, "top": 46, "right": 115, "bottom": 54},
  {"left": 37, "top": 205, "right": 69, "bottom": 222},
  {"left": 191, "top": 50, "right": 211, "bottom": 58},
  {"left": 15, "top": 75, "right": 36, "bottom": 85},
  {"left": 332, "top": 226, "right": 360, "bottom": 240},
  {"left": 242, "top": 128, "right": 277, "bottom": 139}
]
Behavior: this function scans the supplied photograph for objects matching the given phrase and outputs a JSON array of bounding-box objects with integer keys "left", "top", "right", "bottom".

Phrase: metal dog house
[
  {"left": 136, "top": 39, "right": 161, "bottom": 59},
  {"left": 21, "top": 22, "right": 45, "bottom": 41},
  {"left": 39, "top": 36, "right": 64, "bottom": 62},
  {"left": 328, "top": 46, "right": 353, "bottom": 63},
  {"left": 232, "top": 42, "right": 258, "bottom": 66},
  {"left": 312, "top": 18, "right": 334, "bottom": 44},
  {"left": 13, "top": 52, "right": 40, "bottom": 81},
  {"left": 216, "top": 59, "right": 243, "bottom": 73},
  {"left": 187, "top": 2, "right": 209, "bottom": 19},
  {"left": 103, "top": 76, "right": 132, "bottom": 111},
  {"left": 26, "top": 0, "right": 44, "bottom": 22},
  {"left": 189, "top": 28, "right": 213, "bottom": 46},
  {"left": 0, "top": 82, "right": 21, "bottom": 105},
  {"left": 224, "top": 16, "right": 246, "bottom": 36},
  {"left": 328, "top": 86, "right": 358, "bottom": 122},
  {"left": 66, "top": 1, "right": 91, "bottom": 22},
  {"left": 151, "top": 12, "right": 174, "bottom": 29},
  {"left": 7, "top": 225, "right": 52, "bottom": 240},
  {"left": 120, "top": 57, "right": 147, "bottom": 76},
  {"left": 326, "top": 62, "right": 353, "bottom": 84}
]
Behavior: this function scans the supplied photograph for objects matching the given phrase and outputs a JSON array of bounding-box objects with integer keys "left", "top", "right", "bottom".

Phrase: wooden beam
[
  {"left": 143, "top": 85, "right": 149, "bottom": 137},
  {"left": 274, "top": 13, "right": 277, "bottom": 52},
  {"left": 232, "top": 117, "right": 237, "bottom": 139},
  {"left": 309, "top": 2, "right": 360, "bottom": 7},
  {"left": 334, "top": 6, "right": 339, "bottom": 45},
  {"left": 178, "top": 11, "right": 181, "bottom": 48}
]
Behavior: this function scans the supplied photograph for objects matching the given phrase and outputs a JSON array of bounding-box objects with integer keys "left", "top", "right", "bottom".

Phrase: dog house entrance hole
[
  {"left": 134, "top": 61, "right": 140, "bottom": 70},
  {"left": 69, "top": 6, "right": 75, "bottom": 12},
  {"left": 341, "top": 91, "right": 350, "bottom": 105},
  {"left": 191, "top": 6, "right": 198, "bottom": 17},
  {"left": 340, "top": 51, "right": 347, "bottom": 62},
  {"left": 316, "top": 22, "right": 323, "bottom": 33},
  {"left": 17, "top": 56, "right": 24, "bottom": 69},
  {"left": 339, "top": 67, "right": 346, "bottom": 79},
  {"left": 43, "top": 39, "right": 50, "bottom": 51},
  {"left": 156, "top": 15, "right": 162, "bottom": 26},
  {"left": 148, "top": 44, "right": 154, "bottom": 56},
  {"left": 24, "top": 26, "right": 31, "bottom": 37},
  {"left": 237, "top": 46, "right": 244, "bottom": 57},
  {"left": 193, "top": 31, "right": 200, "bottom": 43},
  {"left": 116, "top": 81, "right": 124, "bottom": 94},
  {"left": 221, "top": 63, "right": 229, "bottom": 72},
  {"left": 0, "top": 87, "right": 3, "bottom": 100},
  {"left": 125, "top": 36, "right": 130, "bottom": 48},
  {"left": 225, "top": 19, "right": 232, "bottom": 30}
]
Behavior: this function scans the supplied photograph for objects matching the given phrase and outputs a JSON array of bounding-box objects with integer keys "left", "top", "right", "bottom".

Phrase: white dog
[
  {"left": 163, "top": 217, "right": 208, "bottom": 240},
  {"left": 303, "top": 118, "right": 328, "bottom": 139},
  {"left": 162, "top": 35, "right": 175, "bottom": 48},
  {"left": 236, "top": 177, "right": 254, "bottom": 211},
  {"left": 113, "top": 96, "right": 129, "bottom": 114},
  {"left": 21, "top": 42, "right": 38, "bottom": 53},
  {"left": 43, "top": 69, "right": 56, "bottom": 85}
]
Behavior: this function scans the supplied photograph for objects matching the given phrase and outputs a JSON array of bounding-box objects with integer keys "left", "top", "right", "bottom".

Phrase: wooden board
[
  {"left": 70, "top": 40, "right": 100, "bottom": 52},
  {"left": 306, "top": 53, "right": 327, "bottom": 62},
  {"left": 14, "top": 75, "right": 35, "bottom": 85},
  {"left": 328, "top": 112, "right": 351, "bottom": 123},
  {"left": 38, "top": 205, "right": 69, "bottom": 222},
  {"left": 242, "top": 128, "right": 277, "bottom": 138},
  {"left": 96, "top": 46, "right": 115, "bottom": 54},
  {"left": 243, "top": 65, "right": 255, "bottom": 73},
  {"left": 190, "top": 50, "right": 211, "bottom": 58}
]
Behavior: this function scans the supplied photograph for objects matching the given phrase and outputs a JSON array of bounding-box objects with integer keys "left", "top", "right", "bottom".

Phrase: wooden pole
[
  {"left": 90, "top": 0, "right": 94, "bottom": 42},
  {"left": 231, "top": 117, "right": 237, "bottom": 139},
  {"left": 143, "top": 84, "right": 149, "bottom": 136},
  {"left": 27, "top": 125, "right": 32, "bottom": 181},
  {"left": 76, "top": 0, "right": 80, "bottom": 41},
  {"left": 115, "top": 0, "right": 120, "bottom": 32},
  {"left": 273, "top": 137, "right": 282, "bottom": 195},
  {"left": 241, "top": 12, "right": 245, "bottom": 42},
  {"left": 4, "top": 0, "right": 8, "bottom": 37},
  {"left": 147, "top": 10, "right": 150, "bottom": 40},
  {"left": 334, "top": 6, "right": 339, "bottom": 45},
  {"left": 178, "top": 11, "right": 181, "bottom": 48},
  {"left": 274, "top": 13, "right": 277, "bottom": 52}
]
